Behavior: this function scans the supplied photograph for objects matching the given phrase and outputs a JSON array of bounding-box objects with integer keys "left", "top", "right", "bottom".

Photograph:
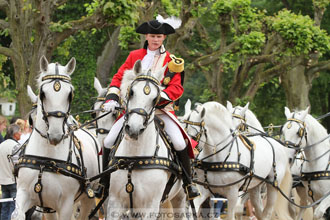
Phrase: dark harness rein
[
  {"left": 283, "top": 116, "right": 330, "bottom": 202},
  {"left": 16, "top": 69, "right": 96, "bottom": 212},
  {"left": 182, "top": 108, "right": 280, "bottom": 196},
  {"left": 105, "top": 74, "right": 182, "bottom": 215}
]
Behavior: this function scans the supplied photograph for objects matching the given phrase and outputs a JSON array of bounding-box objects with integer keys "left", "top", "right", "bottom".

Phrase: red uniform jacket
[
  {"left": 109, "top": 48, "right": 183, "bottom": 102},
  {"left": 109, "top": 48, "right": 195, "bottom": 158}
]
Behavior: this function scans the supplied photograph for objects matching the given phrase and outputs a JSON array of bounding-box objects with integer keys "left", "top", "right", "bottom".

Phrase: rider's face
[{"left": 146, "top": 34, "right": 166, "bottom": 51}]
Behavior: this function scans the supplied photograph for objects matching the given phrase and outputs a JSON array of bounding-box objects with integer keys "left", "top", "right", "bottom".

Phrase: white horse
[
  {"left": 13, "top": 56, "right": 101, "bottom": 220},
  {"left": 92, "top": 77, "right": 118, "bottom": 146},
  {"left": 282, "top": 106, "right": 330, "bottom": 220},
  {"left": 27, "top": 84, "right": 103, "bottom": 220},
  {"left": 107, "top": 60, "right": 186, "bottom": 220},
  {"left": 226, "top": 101, "right": 264, "bottom": 133},
  {"left": 182, "top": 101, "right": 292, "bottom": 220},
  {"left": 225, "top": 101, "right": 309, "bottom": 220}
]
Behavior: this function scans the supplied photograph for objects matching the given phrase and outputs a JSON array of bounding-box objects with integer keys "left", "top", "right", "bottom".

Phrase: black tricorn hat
[{"left": 136, "top": 20, "right": 175, "bottom": 35}]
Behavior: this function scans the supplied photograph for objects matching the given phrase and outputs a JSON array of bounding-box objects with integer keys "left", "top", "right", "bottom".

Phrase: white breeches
[
  {"left": 104, "top": 116, "right": 124, "bottom": 149},
  {"left": 104, "top": 114, "right": 186, "bottom": 151}
]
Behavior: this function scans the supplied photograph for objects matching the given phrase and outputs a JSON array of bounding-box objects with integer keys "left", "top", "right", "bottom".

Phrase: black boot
[
  {"left": 176, "top": 147, "right": 200, "bottom": 200},
  {"left": 94, "top": 147, "right": 111, "bottom": 198}
]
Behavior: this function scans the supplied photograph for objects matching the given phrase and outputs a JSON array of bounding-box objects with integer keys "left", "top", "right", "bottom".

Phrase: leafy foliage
[
  {"left": 269, "top": 9, "right": 330, "bottom": 55},
  {"left": 118, "top": 26, "right": 140, "bottom": 49},
  {"left": 52, "top": 30, "right": 106, "bottom": 122},
  {"left": 103, "top": 0, "right": 143, "bottom": 25},
  {"left": 160, "top": 0, "right": 181, "bottom": 16},
  {"left": 0, "top": 55, "right": 16, "bottom": 101},
  {"left": 235, "top": 31, "right": 265, "bottom": 55},
  {"left": 0, "top": 0, "right": 328, "bottom": 131}
]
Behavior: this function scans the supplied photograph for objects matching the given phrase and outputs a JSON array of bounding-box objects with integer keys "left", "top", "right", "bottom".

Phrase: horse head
[
  {"left": 184, "top": 101, "right": 235, "bottom": 152},
  {"left": 282, "top": 106, "right": 310, "bottom": 149},
  {"left": 226, "top": 101, "right": 250, "bottom": 132},
  {"left": 93, "top": 77, "right": 117, "bottom": 139},
  {"left": 36, "top": 55, "right": 75, "bottom": 145},
  {"left": 226, "top": 101, "right": 264, "bottom": 133},
  {"left": 121, "top": 60, "right": 167, "bottom": 140}
]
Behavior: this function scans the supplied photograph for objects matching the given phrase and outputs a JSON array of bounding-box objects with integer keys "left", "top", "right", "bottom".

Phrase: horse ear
[
  {"left": 94, "top": 77, "right": 104, "bottom": 96},
  {"left": 65, "top": 57, "right": 76, "bottom": 75},
  {"left": 40, "top": 55, "right": 48, "bottom": 72},
  {"left": 133, "top": 60, "right": 142, "bottom": 75},
  {"left": 201, "top": 107, "right": 206, "bottom": 118},
  {"left": 27, "top": 85, "right": 37, "bottom": 103},
  {"left": 284, "top": 107, "right": 291, "bottom": 119},
  {"left": 184, "top": 99, "right": 192, "bottom": 114},
  {"left": 300, "top": 106, "right": 310, "bottom": 120},
  {"left": 226, "top": 101, "right": 233, "bottom": 112},
  {"left": 241, "top": 102, "right": 250, "bottom": 115}
]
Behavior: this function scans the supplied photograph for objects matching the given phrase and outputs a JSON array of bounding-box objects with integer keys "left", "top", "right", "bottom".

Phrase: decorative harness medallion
[
  {"left": 144, "top": 85, "right": 151, "bottom": 95},
  {"left": 54, "top": 81, "right": 61, "bottom": 92}
]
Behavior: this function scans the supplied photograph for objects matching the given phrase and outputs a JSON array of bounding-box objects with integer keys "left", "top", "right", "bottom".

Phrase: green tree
[{"left": 0, "top": 0, "right": 142, "bottom": 116}]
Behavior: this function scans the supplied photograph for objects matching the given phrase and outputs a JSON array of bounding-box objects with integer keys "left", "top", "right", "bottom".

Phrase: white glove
[{"left": 103, "top": 100, "right": 119, "bottom": 112}]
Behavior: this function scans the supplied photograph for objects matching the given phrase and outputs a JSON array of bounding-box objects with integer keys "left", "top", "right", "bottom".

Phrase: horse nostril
[
  {"left": 125, "top": 124, "right": 130, "bottom": 133},
  {"left": 139, "top": 128, "right": 145, "bottom": 135}
]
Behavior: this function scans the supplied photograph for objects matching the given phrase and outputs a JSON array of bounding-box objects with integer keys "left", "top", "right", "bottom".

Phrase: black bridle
[
  {"left": 91, "top": 96, "right": 118, "bottom": 135},
  {"left": 36, "top": 63, "right": 73, "bottom": 141},
  {"left": 124, "top": 75, "right": 161, "bottom": 128},
  {"left": 282, "top": 117, "right": 307, "bottom": 150},
  {"left": 232, "top": 108, "right": 247, "bottom": 132},
  {"left": 183, "top": 118, "right": 206, "bottom": 144}
]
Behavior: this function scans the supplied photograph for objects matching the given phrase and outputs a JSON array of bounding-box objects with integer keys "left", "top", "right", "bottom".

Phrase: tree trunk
[
  {"left": 14, "top": 60, "right": 29, "bottom": 117},
  {"left": 281, "top": 64, "right": 311, "bottom": 110},
  {"left": 0, "top": 1, "right": 109, "bottom": 117},
  {"left": 96, "top": 27, "right": 121, "bottom": 87}
]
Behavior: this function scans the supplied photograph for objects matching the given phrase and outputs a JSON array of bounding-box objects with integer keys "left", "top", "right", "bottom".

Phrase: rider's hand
[{"left": 103, "top": 100, "right": 119, "bottom": 112}]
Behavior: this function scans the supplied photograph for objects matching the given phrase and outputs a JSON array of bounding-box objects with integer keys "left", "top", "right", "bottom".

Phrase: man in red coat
[{"left": 97, "top": 15, "right": 200, "bottom": 200}]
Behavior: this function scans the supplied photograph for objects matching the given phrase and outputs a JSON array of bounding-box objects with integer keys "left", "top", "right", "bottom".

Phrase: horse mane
[
  {"left": 203, "top": 101, "right": 234, "bottom": 128},
  {"left": 120, "top": 68, "right": 139, "bottom": 101},
  {"left": 304, "top": 114, "right": 328, "bottom": 140},
  {"left": 236, "top": 106, "right": 264, "bottom": 131}
]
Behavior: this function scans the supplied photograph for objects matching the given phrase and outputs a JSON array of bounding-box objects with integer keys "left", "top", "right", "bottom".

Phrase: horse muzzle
[
  {"left": 125, "top": 124, "right": 145, "bottom": 140},
  {"left": 47, "top": 133, "right": 64, "bottom": 145}
]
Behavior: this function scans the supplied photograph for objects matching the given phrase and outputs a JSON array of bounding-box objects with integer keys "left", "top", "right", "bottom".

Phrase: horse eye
[{"left": 129, "top": 89, "right": 134, "bottom": 97}]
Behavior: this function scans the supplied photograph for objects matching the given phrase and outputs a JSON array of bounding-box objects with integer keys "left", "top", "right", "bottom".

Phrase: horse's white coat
[
  {"left": 226, "top": 101, "right": 265, "bottom": 133},
  {"left": 13, "top": 56, "right": 100, "bottom": 220},
  {"left": 282, "top": 107, "right": 330, "bottom": 220},
  {"left": 182, "top": 101, "right": 292, "bottom": 220},
  {"left": 107, "top": 60, "right": 185, "bottom": 220}
]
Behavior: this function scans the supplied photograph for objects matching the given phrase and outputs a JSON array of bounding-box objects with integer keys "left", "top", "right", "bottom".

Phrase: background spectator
[
  {"left": 15, "top": 119, "right": 32, "bottom": 145},
  {"left": 0, "top": 115, "right": 7, "bottom": 144},
  {"left": 9, "top": 117, "right": 20, "bottom": 125},
  {"left": 0, "top": 124, "right": 21, "bottom": 220}
]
